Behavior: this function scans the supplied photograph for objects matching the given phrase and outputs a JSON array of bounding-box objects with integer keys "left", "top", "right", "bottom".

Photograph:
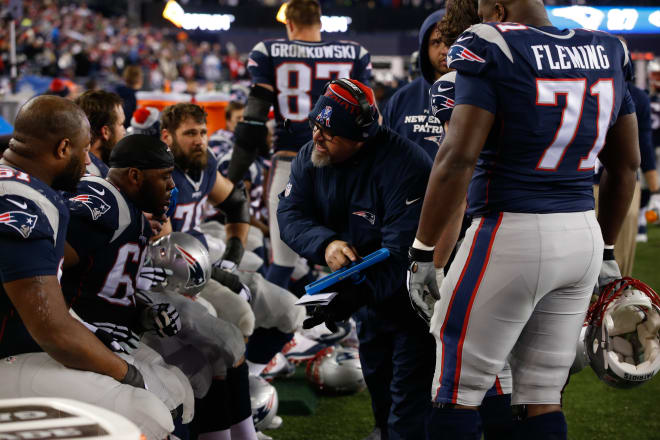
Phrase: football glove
[
  {"left": 211, "top": 266, "right": 252, "bottom": 302},
  {"left": 218, "top": 236, "right": 245, "bottom": 272},
  {"left": 90, "top": 321, "right": 140, "bottom": 354},
  {"left": 139, "top": 303, "right": 181, "bottom": 337},
  {"left": 407, "top": 246, "right": 440, "bottom": 324},
  {"left": 120, "top": 363, "right": 146, "bottom": 389},
  {"left": 138, "top": 265, "right": 173, "bottom": 288},
  {"left": 303, "top": 282, "right": 367, "bottom": 332},
  {"left": 596, "top": 247, "right": 621, "bottom": 295}
]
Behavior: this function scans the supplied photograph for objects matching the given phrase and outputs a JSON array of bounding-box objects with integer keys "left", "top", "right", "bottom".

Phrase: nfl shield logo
[
  {"left": 316, "top": 106, "right": 333, "bottom": 128},
  {"left": 285, "top": 182, "right": 292, "bottom": 197}
]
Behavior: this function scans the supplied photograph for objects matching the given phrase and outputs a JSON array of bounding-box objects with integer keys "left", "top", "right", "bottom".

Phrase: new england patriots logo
[
  {"left": 0, "top": 211, "right": 38, "bottom": 238},
  {"left": 352, "top": 210, "right": 376, "bottom": 225},
  {"left": 69, "top": 194, "right": 110, "bottom": 220},
  {"left": 336, "top": 350, "right": 359, "bottom": 365},
  {"left": 316, "top": 105, "right": 333, "bottom": 128},
  {"left": 447, "top": 44, "right": 486, "bottom": 66},
  {"left": 175, "top": 244, "right": 206, "bottom": 289},
  {"left": 431, "top": 93, "right": 455, "bottom": 116}
]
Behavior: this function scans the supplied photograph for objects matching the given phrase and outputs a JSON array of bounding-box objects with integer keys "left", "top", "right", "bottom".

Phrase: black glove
[
  {"left": 218, "top": 236, "right": 245, "bottom": 272},
  {"left": 303, "top": 282, "right": 367, "bottom": 332},
  {"left": 121, "top": 363, "right": 145, "bottom": 389},
  {"left": 90, "top": 321, "right": 140, "bottom": 353},
  {"left": 211, "top": 266, "right": 252, "bottom": 302},
  {"left": 139, "top": 302, "right": 181, "bottom": 337}
]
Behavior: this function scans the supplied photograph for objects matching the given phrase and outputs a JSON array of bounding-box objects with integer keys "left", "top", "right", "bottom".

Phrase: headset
[{"left": 324, "top": 78, "right": 375, "bottom": 128}]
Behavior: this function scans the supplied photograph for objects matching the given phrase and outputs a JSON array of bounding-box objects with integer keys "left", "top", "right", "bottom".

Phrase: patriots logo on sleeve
[
  {"left": 0, "top": 211, "right": 38, "bottom": 238},
  {"left": 447, "top": 44, "right": 486, "bottom": 66},
  {"left": 175, "top": 244, "right": 207, "bottom": 289},
  {"left": 69, "top": 194, "right": 111, "bottom": 220},
  {"left": 352, "top": 210, "right": 376, "bottom": 225},
  {"left": 430, "top": 93, "right": 455, "bottom": 118}
]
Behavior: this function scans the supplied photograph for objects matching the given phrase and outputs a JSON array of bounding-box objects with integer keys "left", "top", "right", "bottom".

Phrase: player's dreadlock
[{"left": 438, "top": 0, "right": 480, "bottom": 47}]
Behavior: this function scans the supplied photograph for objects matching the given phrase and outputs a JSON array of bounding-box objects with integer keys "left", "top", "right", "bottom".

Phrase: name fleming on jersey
[{"left": 531, "top": 44, "right": 611, "bottom": 71}]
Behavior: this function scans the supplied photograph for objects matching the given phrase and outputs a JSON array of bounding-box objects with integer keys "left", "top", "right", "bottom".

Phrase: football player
[
  {"left": 409, "top": 0, "right": 640, "bottom": 439},
  {"left": 74, "top": 89, "right": 126, "bottom": 177},
  {"left": 0, "top": 96, "right": 174, "bottom": 439},
  {"left": 226, "top": 0, "right": 371, "bottom": 289},
  {"left": 61, "top": 133, "right": 193, "bottom": 423}
]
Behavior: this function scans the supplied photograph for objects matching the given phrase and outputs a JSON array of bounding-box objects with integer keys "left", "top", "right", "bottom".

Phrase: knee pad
[{"left": 200, "top": 278, "right": 255, "bottom": 337}]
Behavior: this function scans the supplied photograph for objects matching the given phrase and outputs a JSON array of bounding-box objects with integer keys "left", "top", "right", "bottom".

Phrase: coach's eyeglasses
[{"left": 309, "top": 120, "right": 336, "bottom": 142}]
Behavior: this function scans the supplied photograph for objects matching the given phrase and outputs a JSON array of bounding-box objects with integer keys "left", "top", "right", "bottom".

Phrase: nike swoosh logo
[
  {"left": 89, "top": 185, "right": 105, "bottom": 196},
  {"left": 6, "top": 198, "right": 27, "bottom": 209},
  {"left": 436, "top": 86, "right": 453, "bottom": 93},
  {"left": 405, "top": 197, "right": 422, "bottom": 206},
  {"left": 456, "top": 35, "right": 473, "bottom": 43}
]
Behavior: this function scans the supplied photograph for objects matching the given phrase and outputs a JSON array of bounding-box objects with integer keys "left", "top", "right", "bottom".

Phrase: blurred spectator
[{"left": 115, "top": 65, "right": 143, "bottom": 128}]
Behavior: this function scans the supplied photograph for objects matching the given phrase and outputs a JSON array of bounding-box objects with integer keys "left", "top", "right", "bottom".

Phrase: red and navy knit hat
[
  {"left": 308, "top": 79, "right": 378, "bottom": 141},
  {"left": 129, "top": 106, "right": 161, "bottom": 137}
]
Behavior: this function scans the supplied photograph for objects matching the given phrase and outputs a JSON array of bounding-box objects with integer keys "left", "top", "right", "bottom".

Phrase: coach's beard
[{"left": 311, "top": 148, "right": 331, "bottom": 168}]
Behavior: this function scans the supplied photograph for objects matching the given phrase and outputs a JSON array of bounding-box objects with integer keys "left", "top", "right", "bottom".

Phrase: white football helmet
[
  {"left": 249, "top": 375, "right": 279, "bottom": 432},
  {"left": 583, "top": 277, "right": 660, "bottom": 388},
  {"left": 148, "top": 232, "right": 211, "bottom": 296},
  {"left": 305, "top": 345, "right": 365, "bottom": 394}
]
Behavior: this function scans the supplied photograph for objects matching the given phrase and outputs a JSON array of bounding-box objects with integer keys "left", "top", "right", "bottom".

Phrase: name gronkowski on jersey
[
  {"left": 171, "top": 149, "right": 219, "bottom": 248},
  {"left": 248, "top": 39, "right": 371, "bottom": 153},
  {"left": 61, "top": 176, "right": 152, "bottom": 330},
  {"left": 448, "top": 23, "right": 635, "bottom": 215},
  {"left": 0, "top": 165, "right": 69, "bottom": 357}
]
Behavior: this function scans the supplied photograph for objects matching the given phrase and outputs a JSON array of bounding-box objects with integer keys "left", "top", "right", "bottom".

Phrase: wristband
[
  {"left": 413, "top": 238, "right": 435, "bottom": 251},
  {"left": 409, "top": 246, "right": 434, "bottom": 263},
  {"left": 120, "top": 363, "right": 145, "bottom": 389}
]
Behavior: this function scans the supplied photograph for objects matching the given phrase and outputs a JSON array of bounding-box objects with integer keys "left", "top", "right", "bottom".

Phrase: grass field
[{"left": 264, "top": 226, "right": 660, "bottom": 440}]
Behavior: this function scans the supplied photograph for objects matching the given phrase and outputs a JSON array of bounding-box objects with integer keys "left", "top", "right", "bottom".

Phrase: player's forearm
[
  {"left": 40, "top": 317, "right": 128, "bottom": 381},
  {"left": 644, "top": 169, "right": 659, "bottom": 193},
  {"left": 433, "top": 199, "right": 466, "bottom": 268},
  {"left": 416, "top": 150, "right": 474, "bottom": 247},
  {"left": 598, "top": 168, "right": 637, "bottom": 245}
]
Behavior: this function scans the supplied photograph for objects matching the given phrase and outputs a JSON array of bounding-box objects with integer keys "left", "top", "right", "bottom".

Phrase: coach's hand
[
  {"left": 596, "top": 247, "right": 622, "bottom": 294},
  {"left": 407, "top": 246, "right": 440, "bottom": 325},
  {"left": 325, "top": 240, "right": 359, "bottom": 271},
  {"left": 303, "top": 283, "right": 366, "bottom": 332}
]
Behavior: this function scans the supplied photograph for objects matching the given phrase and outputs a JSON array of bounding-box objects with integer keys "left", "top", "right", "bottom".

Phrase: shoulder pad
[
  {"left": 429, "top": 71, "right": 456, "bottom": 123},
  {"left": 68, "top": 176, "right": 131, "bottom": 242},
  {"left": 447, "top": 23, "right": 513, "bottom": 75}
]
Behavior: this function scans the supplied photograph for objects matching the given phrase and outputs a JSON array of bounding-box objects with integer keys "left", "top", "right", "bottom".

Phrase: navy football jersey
[
  {"left": 248, "top": 39, "right": 371, "bottom": 153},
  {"left": 61, "top": 176, "right": 152, "bottom": 330},
  {"left": 0, "top": 165, "right": 70, "bottom": 356},
  {"left": 86, "top": 151, "right": 109, "bottom": 178},
  {"left": 170, "top": 149, "right": 219, "bottom": 247},
  {"left": 447, "top": 23, "right": 635, "bottom": 215}
]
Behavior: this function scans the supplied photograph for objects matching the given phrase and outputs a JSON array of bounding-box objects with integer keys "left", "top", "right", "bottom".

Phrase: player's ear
[
  {"left": 495, "top": 2, "right": 507, "bottom": 22},
  {"left": 127, "top": 167, "right": 143, "bottom": 186},
  {"left": 161, "top": 129, "right": 171, "bottom": 146},
  {"left": 100, "top": 125, "right": 111, "bottom": 141},
  {"left": 55, "top": 138, "right": 71, "bottom": 159}
]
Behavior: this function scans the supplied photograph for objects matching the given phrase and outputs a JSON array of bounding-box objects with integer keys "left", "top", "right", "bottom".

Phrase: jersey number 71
[{"left": 535, "top": 78, "right": 614, "bottom": 171}]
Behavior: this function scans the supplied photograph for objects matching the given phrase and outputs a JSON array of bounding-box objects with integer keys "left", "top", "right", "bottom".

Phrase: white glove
[
  {"left": 596, "top": 248, "right": 621, "bottom": 294},
  {"left": 407, "top": 246, "right": 440, "bottom": 325}
]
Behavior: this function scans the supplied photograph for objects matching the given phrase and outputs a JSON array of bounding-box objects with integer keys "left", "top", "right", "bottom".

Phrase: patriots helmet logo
[
  {"left": 447, "top": 44, "right": 486, "bottom": 66},
  {"left": 175, "top": 244, "right": 207, "bottom": 289},
  {"left": 0, "top": 211, "right": 38, "bottom": 238},
  {"left": 336, "top": 350, "right": 359, "bottom": 365},
  {"left": 70, "top": 194, "right": 110, "bottom": 220},
  {"left": 316, "top": 105, "right": 333, "bottom": 128},
  {"left": 352, "top": 210, "right": 376, "bottom": 225}
]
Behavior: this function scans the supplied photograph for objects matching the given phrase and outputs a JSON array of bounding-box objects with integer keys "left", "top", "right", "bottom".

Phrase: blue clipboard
[{"left": 305, "top": 248, "right": 390, "bottom": 295}]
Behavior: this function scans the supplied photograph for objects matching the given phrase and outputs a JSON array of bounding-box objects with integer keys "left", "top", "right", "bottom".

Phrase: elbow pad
[
  {"left": 217, "top": 180, "right": 250, "bottom": 224},
  {"left": 228, "top": 86, "right": 274, "bottom": 183}
]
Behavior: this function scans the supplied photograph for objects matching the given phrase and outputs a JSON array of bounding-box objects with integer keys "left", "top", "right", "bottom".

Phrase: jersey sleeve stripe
[{"left": 467, "top": 24, "right": 514, "bottom": 64}]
